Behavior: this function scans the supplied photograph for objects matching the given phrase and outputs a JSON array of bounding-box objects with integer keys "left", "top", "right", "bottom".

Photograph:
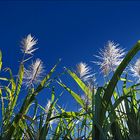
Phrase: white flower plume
[
  {"left": 21, "top": 34, "right": 37, "bottom": 54},
  {"left": 130, "top": 58, "right": 140, "bottom": 81},
  {"left": 76, "top": 62, "right": 93, "bottom": 82},
  {"left": 45, "top": 100, "right": 57, "bottom": 125},
  {"left": 94, "top": 41, "right": 125, "bottom": 76},
  {"left": 23, "top": 58, "right": 44, "bottom": 87},
  {"left": 45, "top": 100, "right": 51, "bottom": 113}
]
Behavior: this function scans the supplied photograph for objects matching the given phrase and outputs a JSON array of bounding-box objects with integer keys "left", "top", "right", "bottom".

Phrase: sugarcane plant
[
  {"left": 0, "top": 35, "right": 140, "bottom": 140},
  {"left": 58, "top": 40, "right": 140, "bottom": 140},
  {"left": 0, "top": 34, "right": 61, "bottom": 139}
]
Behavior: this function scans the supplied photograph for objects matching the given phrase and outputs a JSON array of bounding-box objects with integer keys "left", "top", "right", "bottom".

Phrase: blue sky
[{"left": 1, "top": 0, "right": 140, "bottom": 111}]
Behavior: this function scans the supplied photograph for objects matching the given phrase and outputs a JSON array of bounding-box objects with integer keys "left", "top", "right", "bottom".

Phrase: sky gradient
[{"left": 1, "top": 0, "right": 140, "bottom": 110}]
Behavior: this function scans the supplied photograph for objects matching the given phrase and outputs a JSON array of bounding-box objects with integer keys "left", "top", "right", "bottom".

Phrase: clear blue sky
[{"left": 0, "top": 0, "right": 140, "bottom": 111}]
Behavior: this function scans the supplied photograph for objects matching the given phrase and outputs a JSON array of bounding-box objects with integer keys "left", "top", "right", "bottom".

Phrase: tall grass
[{"left": 0, "top": 35, "right": 140, "bottom": 140}]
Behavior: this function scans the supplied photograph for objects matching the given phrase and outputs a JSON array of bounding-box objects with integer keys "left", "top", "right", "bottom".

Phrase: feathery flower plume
[
  {"left": 94, "top": 41, "right": 125, "bottom": 76},
  {"left": 45, "top": 100, "right": 51, "bottom": 113},
  {"left": 23, "top": 58, "right": 44, "bottom": 87},
  {"left": 45, "top": 100, "right": 57, "bottom": 125},
  {"left": 130, "top": 58, "right": 140, "bottom": 81},
  {"left": 21, "top": 34, "right": 37, "bottom": 55},
  {"left": 76, "top": 62, "right": 93, "bottom": 82}
]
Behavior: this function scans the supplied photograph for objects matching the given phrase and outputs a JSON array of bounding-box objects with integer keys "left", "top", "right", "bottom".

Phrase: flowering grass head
[
  {"left": 76, "top": 62, "right": 93, "bottom": 82},
  {"left": 23, "top": 58, "right": 45, "bottom": 88},
  {"left": 130, "top": 58, "right": 140, "bottom": 81},
  {"left": 45, "top": 100, "right": 57, "bottom": 125},
  {"left": 21, "top": 34, "right": 37, "bottom": 55},
  {"left": 94, "top": 41, "right": 125, "bottom": 76}
]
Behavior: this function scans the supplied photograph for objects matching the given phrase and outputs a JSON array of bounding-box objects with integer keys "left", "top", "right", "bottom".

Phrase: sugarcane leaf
[
  {"left": 58, "top": 81, "right": 85, "bottom": 108},
  {"left": 66, "top": 68, "right": 92, "bottom": 99}
]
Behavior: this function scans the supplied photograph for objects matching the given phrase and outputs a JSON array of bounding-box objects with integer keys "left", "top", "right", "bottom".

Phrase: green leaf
[
  {"left": 58, "top": 81, "right": 85, "bottom": 108},
  {"left": 4, "top": 61, "right": 60, "bottom": 139},
  {"left": 49, "top": 111, "right": 81, "bottom": 120},
  {"left": 11, "top": 64, "right": 24, "bottom": 112},
  {"left": 95, "top": 87, "right": 104, "bottom": 123},
  {"left": 66, "top": 69, "right": 92, "bottom": 99}
]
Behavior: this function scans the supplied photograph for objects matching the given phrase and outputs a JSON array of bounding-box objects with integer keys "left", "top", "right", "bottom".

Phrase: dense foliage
[{"left": 0, "top": 35, "right": 140, "bottom": 140}]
